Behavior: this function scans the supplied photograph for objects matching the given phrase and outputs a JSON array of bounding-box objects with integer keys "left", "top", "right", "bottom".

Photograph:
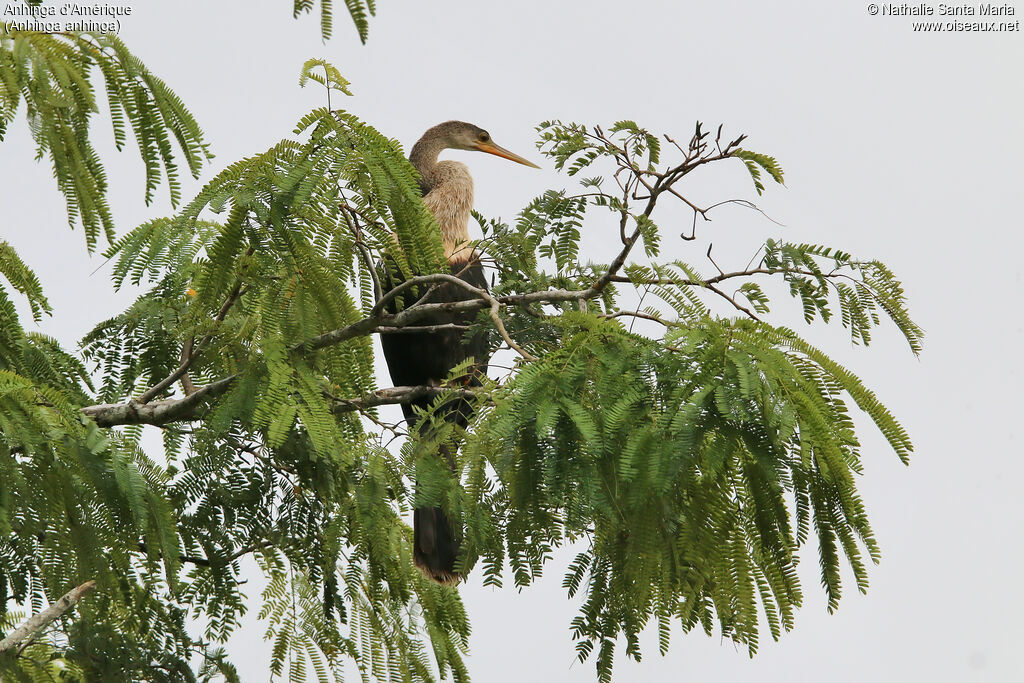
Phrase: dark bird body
[{"left": 379, "top": 121, "right": 538, "bottom": 583}]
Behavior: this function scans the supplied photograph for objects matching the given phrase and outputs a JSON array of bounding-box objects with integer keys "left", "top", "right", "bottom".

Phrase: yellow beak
[{"left": 474, "top": 140, "right": 541, "bottom": 168}]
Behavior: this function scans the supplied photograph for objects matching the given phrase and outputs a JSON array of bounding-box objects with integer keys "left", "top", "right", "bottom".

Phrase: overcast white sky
[{"left": 2, "top": 1, "right": 1023, "bottom": 681}]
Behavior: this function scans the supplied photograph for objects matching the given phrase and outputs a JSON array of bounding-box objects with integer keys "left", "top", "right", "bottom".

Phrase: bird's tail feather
[
  {"left": 413, "top": 505, "right": 460, "bottom": 584},
  {"left": 413, "top": 440, "right": 462, "bottom": 584},
  {"left": 411, "top": 393, "right": 478, "bottom": 585}
]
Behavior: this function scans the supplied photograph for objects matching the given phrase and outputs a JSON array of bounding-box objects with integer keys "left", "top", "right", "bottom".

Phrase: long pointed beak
[{"left": 474, "top": 140, "right": 541, "bottom": 168}]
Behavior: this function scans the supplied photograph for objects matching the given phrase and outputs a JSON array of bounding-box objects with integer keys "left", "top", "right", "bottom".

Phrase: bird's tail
[
  {"left": 413, "top": 440, "right": 461, "bottom": 584},
  {"left": 411, "top": 389, "right": 479, "bottom": 585},
  {"left": 413, "top": 505, "right": 460, "bottom": 584}
]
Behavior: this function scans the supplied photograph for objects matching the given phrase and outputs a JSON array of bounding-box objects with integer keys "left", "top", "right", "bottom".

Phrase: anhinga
[{"left": 380, "top": 121, "right": 538, "bottom": 584}]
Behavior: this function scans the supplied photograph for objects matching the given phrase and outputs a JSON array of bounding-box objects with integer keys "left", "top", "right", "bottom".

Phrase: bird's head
[{"left": 431, "top": 121, "right": 541, "bottom": 168}]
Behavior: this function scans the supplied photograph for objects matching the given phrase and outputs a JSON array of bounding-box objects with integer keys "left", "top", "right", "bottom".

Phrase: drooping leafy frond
[
  {"left": 0, "top": 28, "right": 211, "bottom": 249},
  {"left": 292, "top": 0, "right": 378, "bottom": 43},
  {"left": 456, "top": 310, "right": 909, "bottom": 678},
  {"left": 0, "top": 351, "right": 192, "bottom": 678},
  {"left": 0, "top": 241, "right": 50, "bottom": 322},
  {"left": 734, "top": 148, "right": 785, "bottom": 195}
]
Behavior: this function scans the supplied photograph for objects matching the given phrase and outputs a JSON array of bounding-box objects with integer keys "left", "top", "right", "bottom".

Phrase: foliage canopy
[{"left": 0, "top": 9, "right": 919, "bottom": 683}]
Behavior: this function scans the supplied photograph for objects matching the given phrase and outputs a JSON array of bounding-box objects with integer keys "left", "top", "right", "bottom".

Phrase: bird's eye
[{"left": 479, "top": 132, "right": 489, "bottom": 142}]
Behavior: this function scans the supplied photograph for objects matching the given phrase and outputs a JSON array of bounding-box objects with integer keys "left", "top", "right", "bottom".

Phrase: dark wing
[{"left": 378, "top": 255, "right": 490, "bottom": 430}]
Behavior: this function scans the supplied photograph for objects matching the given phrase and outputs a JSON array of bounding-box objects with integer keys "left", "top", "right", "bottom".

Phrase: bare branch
[
  {"left": 371, "top": 272, "right": 536, "bottom": 361},
  {"left": 178, "top": 338, "right": 197, "bottom": 397},
  {"left": 607, "top": 266, "right": 847, "bottom": 288},
  {"left": 0, "top": 581, "right": 96, "bottom": 653},
  {"left": 82, "top": 376, "right": 236, "bottom": 427},
  {"left": 80, "top": 380, "right": 487, "bottom": 429},
  {"left": 706, "top": 283, "right": 761, "bottom": 321},
  {"left": 329, "top": 385, "right": 485, "bottom": 415},
  {"left": 488, "top": 298, "right": 537, "bottom": 361},
  {"left": 706, "top": 243, "right": 725, "bottom": 277},
  {"left": 376, "top": 323, "right": 470, "bottom": 334},
  {"left": 602, "top": 310, "right": 670, "bottom": 327}
]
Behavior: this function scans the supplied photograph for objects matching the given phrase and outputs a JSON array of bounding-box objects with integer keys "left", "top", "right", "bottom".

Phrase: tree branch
[
  {"left": 706, "top": 283, "right": 761, "bottom": 321},
  {"left": 137, "top": 250, "right": 252, "bottom": 404},
  {"left": 138, "top": 294, "right": 245, "bottom": 404},
  {"left": 136, "top": 540, "right": 273, "bottom": 567},
  {"left": 602, "top": 310, "right": 670, "bottom": 326},
  {"left": 0, "top": 580, "right": 96, "bottom": 653},
  {"left": 330, "top": 385, "right": 485, "bottom": 414},
  {"left": 607, "top": 266, "right": 847, "bottom": 288},
  {"left": 375, "top": 323, "right": 469, "bottom": 334},
  {"left": 79, "top": 260, "right": 842, "bottom": 428},
  {"left": 82, "top": 376, "right": 236, "bottom": 427},
  {"left": 79, "top": 381, "right": 486, "bottom": 428},
  {"left": 77, "top": 275, "right": 651, "bottom": 430}
]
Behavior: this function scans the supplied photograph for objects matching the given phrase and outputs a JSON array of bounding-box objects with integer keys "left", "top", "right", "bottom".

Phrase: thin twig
[
  {"left": 630, "top": 283, "right": 652, "bottom": 333},
  {"left": 602, "top": 309, "right": 670, "bottom": 327},
  {"left": 706, "top": 284, "right": 761, "bottom": 321},
  {"left": 139, "top": 256, "right": 251, "bottom": 404},
  {"left": 339, "top": 197, "right": 384, "bottom": 303},
  {"left": 706, "top": 243, "right": 725, "bottom": 277},
  {"left": 606, "top": 265, "right": 846, "bottom": 288},
  {"left": 704, "top": 198, "right": 785, "bottom": 227},
  {"left": 136, "top": 540, "right": 274, "bottom": 567},
  {"left": 371, "top": 272, "right": 536, "bottom": 361}
]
